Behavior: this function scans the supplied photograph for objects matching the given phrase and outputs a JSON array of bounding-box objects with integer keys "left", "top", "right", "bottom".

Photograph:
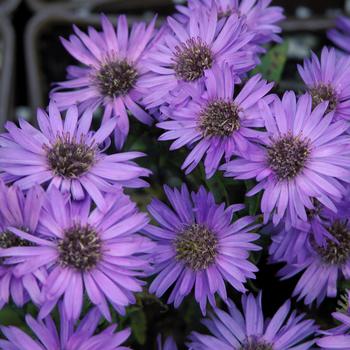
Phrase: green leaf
[
  {"left": 130, "top": 308, "right": 147, "bottom": 345},
  {"left": 252, "top": 41, "right": 289, "bottom": 82},
  {"left": 0, "top": 305, "right": 23, "bottom": 326},
  {"left": 198, "top": 164, "right": 230, "bottom": 203}
]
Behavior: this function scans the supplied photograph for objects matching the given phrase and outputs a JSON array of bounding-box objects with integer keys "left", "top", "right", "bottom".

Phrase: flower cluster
[{"left": 3, "top": 0, "right": 350, "bottom": 348}]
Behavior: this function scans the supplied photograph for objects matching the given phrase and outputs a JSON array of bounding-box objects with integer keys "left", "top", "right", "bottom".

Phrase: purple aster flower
[
  {"left": 145, "top": 184, "right": 261, "bottom": 314},
  {"left": 274, "top": 203, "right": 350, "bottom": 305},
  {"left": 0, "top": 186, "right": 153, "bottom": 321},
  {"left": 298, "top": 47, "right": 350, "bottom": 122},
  {"left": 157, "top": 65, "right": 273, "bottom": 178},
  {"left": 0, "top": 102, "right": 151, "bottom": 210},
  {"left": 269, "top": 198, "right": 343, "bottom": 263},
  {"left": 157, "top": 335, "right": 178, "bottom": 350},
  {"left": 180, "top": 0, "right": 285, "bottom": 46},
  {"left": 0, "top": 304, "right": 131, "bottom": 350},
  {"left": 140, "top": 5, "right": 257, "bottom": 110},
  {"left": 221, "top": 92, "right": 350, "bottom": 227},
  {"left": 50, "top": 14, "right": 156, "bottom": 149},
  {"left": 328, "top": 16, "right": 350, "bottom": 54},
  {"left": 317, "top": 291, "right": 350, "bottom": 349},
  {"left": 0, "top": 181, "right": 45, "bottom": 308},
  {"left": 188, "top": 292, "right": 318, "bottom": 349}
]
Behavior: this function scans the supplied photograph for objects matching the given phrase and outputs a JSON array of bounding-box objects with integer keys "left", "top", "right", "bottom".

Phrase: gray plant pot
[{"left": 0, "top": 17, "right": 15, "bottom": 130}]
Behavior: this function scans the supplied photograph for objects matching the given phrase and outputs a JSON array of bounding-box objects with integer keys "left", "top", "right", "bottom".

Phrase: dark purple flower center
[
  {"left": 218, "top": 6, "right": 234, "bottom": 19},
  {"left": 306, "top": 200, "right": 322, "bottom": 220},
  {"left": 46, "top": 134, "right": 96, "bottom": 179},
  {"left": 174, "top": 223, "right": 218, "bottom": 270},
  {"left": 173, "top": 37, "right": 213, "bottom": 82},
  {"left": 239, "top": 337, "right": 274, "bottom": 350},
  {"left": 0, "top": 228, "right": 33, "bottom": 248},
  {"left": 58, "top": 224, "right": 102, "bottom": 271},
  {"left": 314, "top": 220, "right": 350, "bottom": 265},
  {"left": 199, "top": 100, "right": 241, "bottom": 137},
  {"left": 309, "top": 84, "right": 338, "bottom": 113},
  {"left": 95, "top": 59, "right": 138, "bottom": 98},
  {"left": 267, "top": 133, "right": 311, "bottom": 181}
]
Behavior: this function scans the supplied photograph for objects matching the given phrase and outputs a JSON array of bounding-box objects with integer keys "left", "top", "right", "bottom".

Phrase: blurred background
[
  {"left": 0, "top": 1, "right": 349, "bottom": 349},
  {"left": 0, "top": 0, "right": 349, "bottom": 129}
]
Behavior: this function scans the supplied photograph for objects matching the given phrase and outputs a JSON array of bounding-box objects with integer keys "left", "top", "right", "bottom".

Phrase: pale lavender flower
[
  {"left": 0, "top": 186, "right": 153, "bottom": 321},
  {"left": 274, "top": 205, "right": 350, "bottom": 305},
  {"left": 0, "top": 102, "right": 150, "bottom": 210},
  {"left": 298, "top": 47, "right": 350, "bottom": 122},
  {"left": 157, "top": 65, "right": 273, "bottom": 178},
  {"left": 179, "top": 0, "right": 285, "bottom": 46},
  {"left": 222, "top": 92, "right": 350, "bottom": 227},
  {"left": 140, "top": 5, "right": 257, "bottom": 110},
  {"left": 269, "top": 199, "right": 340, "bottom": 263},
  {"left": 0, "top": 180, "right": 45, "bottom": 308},
  {"left": 51, "top": 14, "right": 156, "bottom": 148}
]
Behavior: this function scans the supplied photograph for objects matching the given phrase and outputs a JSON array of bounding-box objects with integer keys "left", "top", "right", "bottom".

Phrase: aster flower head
[
  {"left": 157, "top": 65, "right": 273, "bottom": 178},
  {"left": 157, "top": 335, "right": 178, "bottom": 350},
  {"left": 140, "top": 5, "right": 257, "bottom": 110},
  {"left": 0, "top": 186, "right": 153, "bottom": 321},
  {"left": 51, "top": 14, "right": 156, "bottom": 149},
  {"left": 274, "top": 203, "right": 350, "bottom": 306},
  {"left": 328, "top": 16, "right": 350, "bottom": 54},
  {"left": 269, "top": 197, "right": 343, "bottom": 264},
  {"left": 0, "top": 102, "right": 151, "bottom": 210},
  {"left": 145, "top": 184, "right": 261, "bottom": 314},
  {"left": 188, "top": 292, "right": 318, "bottom": 349},
  {"left": 222, "top": 91, "right": 350, "bottom": 227},
  {"left": 0, "top": 181, "right": 45, "bottom": 308},
  {"left": 298, "top": 47, "right": 350, "bottom": 122},
  {"left": 182, "top": 0, "right": 285, "bottom": 46},
  {"left": 0, "top": 304, "right": 131, "bottom": 350}
]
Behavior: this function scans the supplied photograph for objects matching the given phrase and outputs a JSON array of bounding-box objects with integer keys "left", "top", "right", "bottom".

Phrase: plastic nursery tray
[
  {"left": 273, "top": 0, "right": 346, "bottom": 15},
  {"left": 0, "top": 0, "right": 21, "bottom": 16},
  {"left": 25, "top": 0, "right": 174, "bottom": 13},
  {"left": 279, "top": 16, "right": 336, "bottom": 92},
  {"left": 0, "top": 17, "right": 15, "bottom": 130}
]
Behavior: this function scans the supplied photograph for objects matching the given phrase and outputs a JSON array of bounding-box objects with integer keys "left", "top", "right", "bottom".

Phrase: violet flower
[
  {"left": 188, "top": 292, "right": 318, "bottom": 349},
  {"left": 51, "top": 14, "right": 157, "bottom": 148},
  {"left": 0, "top": 102, "right": 150, "bottom": 210},
  {"left": 0, "top": 186, "right": 153, "bottom": 321},
  {"left": 298, "top": 46, "right": 350, "bottom": 122},
  {"left": 0, "top": 304, "right": 131, "bottom": 350},
  {"left": 0, "top": 181, "right": 45, "bottom": 308},
  {"left": 145, "top": 184, "right": 260, "bottom": 314},
  {"left": 157, "top": 65, "right": 273, "bottom": 178},
  {"left": 180, "top": 0, "right": 285, "bottom": 46},
  {"left": 222, "top": 92, "right": 350, "bottom": 227},
  {"left": 140, "top": 5, "right": 257, "bottom": 110}
]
